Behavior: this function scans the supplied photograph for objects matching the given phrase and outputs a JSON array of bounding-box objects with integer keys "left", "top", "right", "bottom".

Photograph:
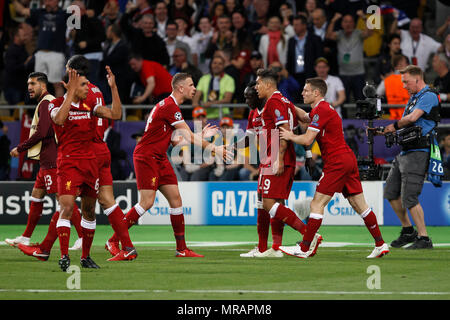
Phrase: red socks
[
  {"left": 170, "top": 208, "right": 186, "bottom": 251},
  {"left": 270, "top": 218, "right": 284, "bottom": 250},
  {"left": 300, "top": 213, "right": 323, "bottom": 252},
  {"left": 362, "top": 209, "right": 384, "bottom": 247},
  {"left": 257, "top": 209, "right": 270, "bottom": 252},
  {"left": 40, "top": 211, "right": 60, "bottom": 252},
  {"left": 22, "top": 198, "right": 44, "bottom": 238},
  {"left": 106, "top": 204, "right": 134, "bottom": 249},
  {"left": 56, "top": 219, "right": 71, "bottom": 257},
  {"left": 81, "top": 218, "right": 96, "bottom": 259},
  {"left": 109, "top": 204, "right": 143, "bottom": 244},
  {"left": 271, "top": 203, "right": 306, "bottom": 235}
]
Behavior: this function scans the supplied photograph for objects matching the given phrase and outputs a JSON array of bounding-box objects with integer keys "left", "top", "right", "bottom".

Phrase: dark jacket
[
  {"left": 286, "top": 32, "right": 324, "bottom": 78},
  {"left": 73, "top": 15, "right": 106, "bottom": 54}
]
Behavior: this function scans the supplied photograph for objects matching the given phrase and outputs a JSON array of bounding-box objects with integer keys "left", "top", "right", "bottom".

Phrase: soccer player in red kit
[
  {"left": 107, "top": 72, "right": 230, "bottom": 257},
  {"left": 65, "top": 55, "right": 137, "bottom": 261},
  {"left": 5, "top": 72, "right": 83, "bottom": 256},
  {"left": 49, "top": 68, "right": 123, "bottom": 271},
  {"left": 235, "top": 82, "right": 285, "bottom": 258},
  {"left": 254, "top": 69, "right": 322, "bottom": 257},
  {"left": 279, "top": 78, "right": 389, "bottom": 258}
]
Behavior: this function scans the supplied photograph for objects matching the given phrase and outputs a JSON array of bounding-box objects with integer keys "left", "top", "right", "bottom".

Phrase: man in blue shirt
[{"left": 383, "top": 65, "right": 440, "bottom": 250}]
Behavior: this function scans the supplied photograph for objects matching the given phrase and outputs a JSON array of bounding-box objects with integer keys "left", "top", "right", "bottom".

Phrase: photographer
[{"left": 382, "top": 65, "right": 440, "bottom": 250}]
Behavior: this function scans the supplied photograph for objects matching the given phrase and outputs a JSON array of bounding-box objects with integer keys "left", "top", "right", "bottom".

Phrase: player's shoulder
[{"left": 48, "top": 97, "right": 64, "bottom": 109}]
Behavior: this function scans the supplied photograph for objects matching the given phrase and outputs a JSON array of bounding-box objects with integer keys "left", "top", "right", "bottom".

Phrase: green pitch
[{"left": 0, "top": 225, "right": 449, "bottom": 300}]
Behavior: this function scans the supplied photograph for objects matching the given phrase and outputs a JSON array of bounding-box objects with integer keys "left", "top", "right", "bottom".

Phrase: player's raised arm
[
  {"left": 174, "top": 121, "right": 232, "bottom": 162},
  {"left": 295, "top": 106, "right": 311, "bottom": 123},
  {"left": 52, "top": 69, "right": 79, "bottom": 125},
  {"left": 280, "top": 126, "right": 318, "bottom": 146},
  {"left": 94, "top": 66, "right": 122, "bottom": 120}
]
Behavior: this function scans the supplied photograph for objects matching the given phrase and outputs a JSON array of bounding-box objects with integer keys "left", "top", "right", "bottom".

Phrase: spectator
[
  {"left": 286, "top": 14, "right": 323, "bottom": 94},
  {"left": 175, "top": 17, "right": 197, "bottom": 64},
  {"left": 440, "top": 132, "right": 450, "bottom": 180},
  {"left": 165, "top": 20, "right": 192, "bottom": 66},
  {"left": 268, "top": 60, "right": 300, "bottom": 103},
  {"left": 99, "top": 0, "right": 122, "bottom": 29},
  {"left": 436, "top": 16, "right": 450, "bottom": 41},
  {"left": 392, "top": 18, "right": 442, "bottom": 71},
  {"left": 128, "top": 54, "right": 173, "bottom": 106},
  {"left": 314, "top": 57, "right": 346, "bottom": 118},
  {"left": 14, "top": 0, "right": 68, "bottom": 97},
  {"left": 356, "top": 9, "right": 384, "bottom": 58},
  {"left": 326, "top": 12, "right": 372, "bottom": 102},
  {"left": 124, "top": 0, "right": 153, "bottom": 27},
  {"left": 432, "top": 53, "right": 450, "bottom": 117},
  {"left": 242, "top": 51, "right": 264, "bottom": 93},
  {"left": 154, "top": 1, "right": 169, "bottom": 39},
  {"left": 101, "top": 23, "right": 134, "bottom": 105},
  {"left": 3, "top": 25, "right": 33, "bottom": 105},
  {"left": 192, "top": 55, "right": 234, "bottom": 119},
  {"left": 279, "top": 2, "right": 294, "bottom": 29},
  {"left": 121, "top": 12, "right": 170, "bottom": 67},
  {"left": 70, "top": 1, "right": 106, "bottom": 86},
  {"left": 168, "top": 0, "right": 195, "bottom": 29},
  {"left": 205, "top": 14, "right": 234, "bottom": 58},
  {"left": 376, "top": 54, "right": 410, "bottom": 119},
  {"left": 192, "top": 16, "right": 214, "bottom": 74},
  {"left": 210, "top": 116, "right": 241, "bottom": 181},
  {"left": 209, "top": 2, "right": 227, "bottom": 28},
  {"left": 310, "top": 8, "right": 328, "bottom": 41},
  {"left": 214, "top": 49, "right": 241, "bottom": 103},
  {"left": 225, "top": 0, "right": 241, "bottom": 15},
  {"left": 230, "top": 9, "right": 254, "bottom": 81},
  {"left": 302, "top": 0, "right": 318, "bottom": 24},
  {"left": 258, "top": 15, "right": 289, "bottom": 68},
  {"left": 105, "top": 121, "right": 126, "bottom": 180},
  {"left": 377, "top": 34, "right": 402, "bottom": 80},
  {"left": 0, "top": 120, "right": 11, "bottom": 180},
  {"left": 169, "top": 46, "right": 203, "bottom": 87}
]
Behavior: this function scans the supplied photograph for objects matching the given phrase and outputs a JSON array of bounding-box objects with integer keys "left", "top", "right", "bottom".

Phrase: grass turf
[{"left": 0, "top": 225, "right": 449, "bottom": 300}]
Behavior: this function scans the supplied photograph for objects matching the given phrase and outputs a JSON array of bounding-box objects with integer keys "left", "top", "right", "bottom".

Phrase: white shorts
[{"left": 35, "top": 51, "right": 66, "bottom": 83}]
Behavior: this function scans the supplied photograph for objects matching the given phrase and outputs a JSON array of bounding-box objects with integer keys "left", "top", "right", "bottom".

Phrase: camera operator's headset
[{"left": 400, "top": 87, "right": 441, "bottom": 151}]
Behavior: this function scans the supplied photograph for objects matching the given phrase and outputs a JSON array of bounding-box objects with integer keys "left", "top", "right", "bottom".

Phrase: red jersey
[
  {"left": 260, "top": 91, "right": 297, "bottom": 168},
  {"left": 139, "top": 60, "right": 173, "bottom": 98},
  {"left": 49, "top": 96, "right": 98, "bottom": 160},
  {"left": 308, "top": 99, "right": 353, "bottom": 162},
  {"left": 134, "top": 95, "right": 184, "bottom": 160},
  {"left": 87, "top": 83, "right": 110, "bottom": 156}
]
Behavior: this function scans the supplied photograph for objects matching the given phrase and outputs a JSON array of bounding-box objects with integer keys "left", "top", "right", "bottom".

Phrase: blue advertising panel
[{"left": 383, "top": 182, "right": 450, "bottom": 226}]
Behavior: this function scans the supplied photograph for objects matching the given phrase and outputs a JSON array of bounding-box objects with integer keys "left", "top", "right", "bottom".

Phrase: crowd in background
[{"left": 0, "top": 0, "right": 449, "bottom": 182}]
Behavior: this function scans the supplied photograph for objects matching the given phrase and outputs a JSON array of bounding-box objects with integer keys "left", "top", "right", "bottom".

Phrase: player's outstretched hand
[
  {"left": 214, "top": 145, "right": 233, "bottom": 163},
  {"left": 202, "top": 123, "right": 218, "bottom": 139},
  {"left": 279, "top": 127, "right": 295, "bottom": 141},
  {"left": 10, "top": 147, "right": 19, "bottom": 157},
  {"left": 105, "top": 66, "right": 117, "bottom": 89},
  {"left": 61, "top": 68, "right": 80, "bottom": 92}
]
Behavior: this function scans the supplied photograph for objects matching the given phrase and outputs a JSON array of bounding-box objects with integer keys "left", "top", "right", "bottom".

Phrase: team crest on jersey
[
  {"left": 159, "top": 100, "right": 165, "bottom": 106},
  {"left": 311, "top": 114, "right": 319, "bottom": 126},
  {"left": 48, "top": 103, "right": 54, "bottom": 111},
  {"left": 275, "top": 109, "right": 284, "bottom": 121},
  {"left": 174, "top": 112, "right": 182, "bottom": 121}
]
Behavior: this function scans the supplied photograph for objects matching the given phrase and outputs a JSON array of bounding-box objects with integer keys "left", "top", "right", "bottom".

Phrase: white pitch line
[{"left": 0, "top": 289, "right": 449, "bottom": 295}]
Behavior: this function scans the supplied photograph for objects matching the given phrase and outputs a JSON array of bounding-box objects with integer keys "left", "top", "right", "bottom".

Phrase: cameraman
[{"left": 382, "top": 65, "right": 439, "bottom": 250}]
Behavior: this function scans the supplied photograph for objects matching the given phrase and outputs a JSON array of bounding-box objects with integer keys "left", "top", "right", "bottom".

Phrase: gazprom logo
[
  {"left": 327, "top": 195, "right": 357, "bottom": 216},
  {"left": 147, "top": 194, "right": 192, "bottom": 216}
]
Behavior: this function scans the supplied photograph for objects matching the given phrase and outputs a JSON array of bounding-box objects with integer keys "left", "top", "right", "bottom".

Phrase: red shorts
[
  {"left": 57, "top": 158, "right": 99, "bottom": 198},
  {"left": 316, "top": 152, "right": 363, "bottom": 197},
  {"left": 134, "top": 156, "right": 178, "bottom": 190},
  {"left": 258, "top": 166, "right": 295, "bottom": 199},
  {"left": 96, "top": 152, "right": 113, "bottom": 187},
  {"left": 34, "top": 167, "right": 58, "bottom": 194}
]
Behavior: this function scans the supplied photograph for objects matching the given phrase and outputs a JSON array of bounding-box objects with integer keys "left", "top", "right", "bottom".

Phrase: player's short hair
[
  {"left": 305, "top": 77, "right": 327, "bottom": 97},
  {"left": 256, "top": 68, "right": 278, "bottom": 86},
  {"left": 28, "top": 72, "right": 48, "bottom": 86},
  {"left": 67, "top": 55, "right": 90, "bottom": 76},
  {"left": 172, "top": 72, "right": 192, "bottom": 89},
  {"left": 400, "top": 65, "right": 424, "bottom": 79}
]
